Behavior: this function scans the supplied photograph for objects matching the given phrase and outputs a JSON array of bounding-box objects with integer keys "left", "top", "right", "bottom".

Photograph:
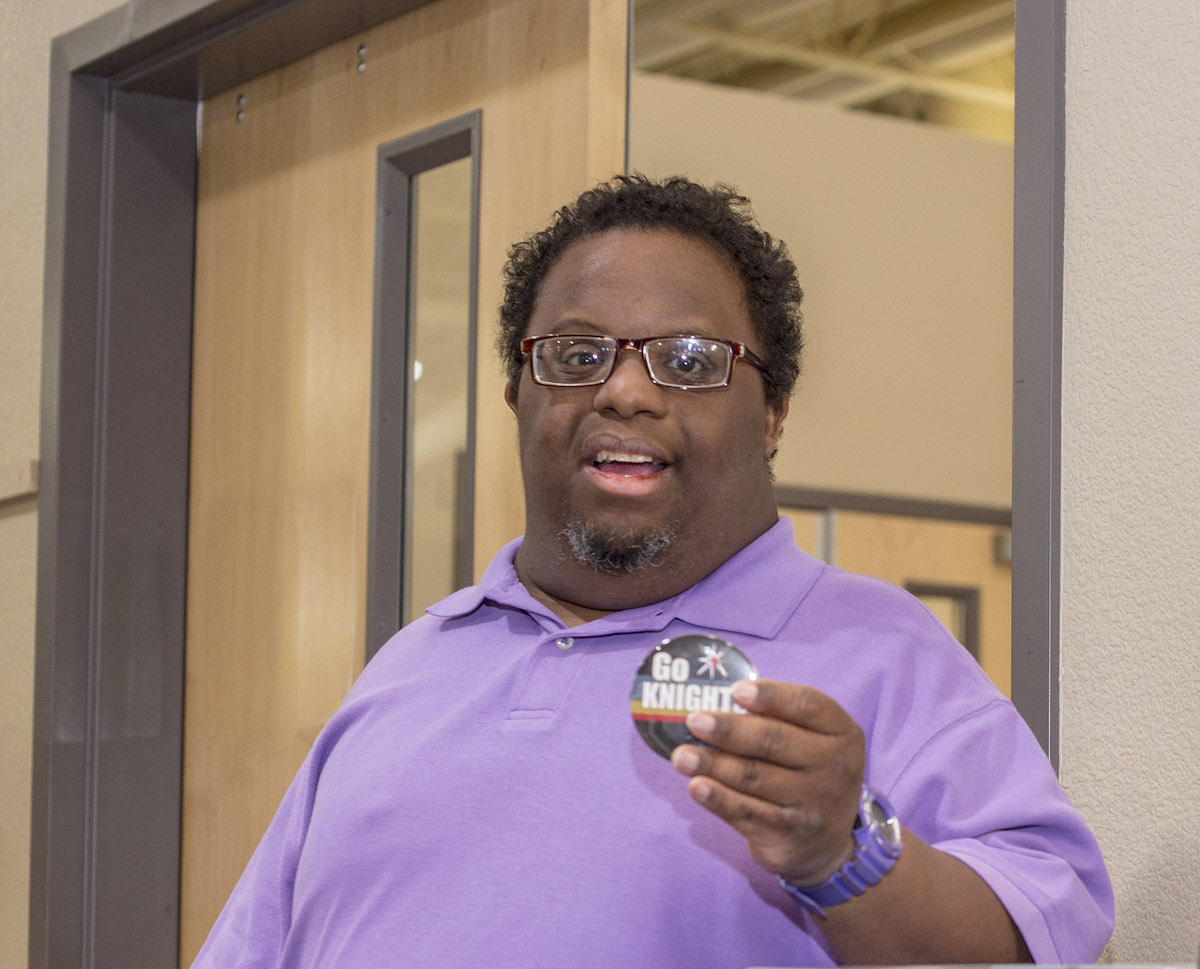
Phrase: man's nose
[{"left": 592, "top": 348, "right": 667, "bottom": 417}]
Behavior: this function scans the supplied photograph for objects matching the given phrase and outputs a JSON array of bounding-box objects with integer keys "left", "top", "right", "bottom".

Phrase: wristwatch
[{"left": 777, "top": 785, "right": 903, "bottom": 918}]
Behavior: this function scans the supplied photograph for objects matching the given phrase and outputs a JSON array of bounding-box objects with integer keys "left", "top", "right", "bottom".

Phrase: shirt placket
[
  {"left": 504, "top": 628, "right": 588, "bottom": 724},
  {"left": 502, "top": 607, "right": 676, "bottom": 724}
]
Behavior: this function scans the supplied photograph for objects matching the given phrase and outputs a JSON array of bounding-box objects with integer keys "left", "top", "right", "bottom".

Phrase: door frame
[
  {"left": 31, "top": 4, "right": 442, "bottom": 966},
  {"left": 31, "top": 0, "right": 1064, "bottom": 965},
  {"left": 1010, "top": 0, "right": 1066, "bottom": 770},
  {"left": 367, "top": 113, "right": 482, "bottom": 657}
]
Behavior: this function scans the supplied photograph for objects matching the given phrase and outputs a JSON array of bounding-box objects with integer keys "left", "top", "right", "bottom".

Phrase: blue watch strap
[{"left": 777, "top": 786, "right": 903, "bottom": 918}]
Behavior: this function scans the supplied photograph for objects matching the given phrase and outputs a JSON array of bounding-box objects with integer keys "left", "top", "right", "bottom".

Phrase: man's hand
[
  {"left": 670, "top": 677, "right": 1032, "bottom": 963},
  {"left": 669, "top": 678, "right": 865, "bottom": 887}
]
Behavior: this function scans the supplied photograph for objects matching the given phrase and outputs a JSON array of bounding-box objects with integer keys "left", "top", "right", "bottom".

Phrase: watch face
[
  {"left": 862, "top": 791, "right": 903, "bottom": 849},
  {"left": 864, "top": 800, "right": 887, "bottom": 826}
]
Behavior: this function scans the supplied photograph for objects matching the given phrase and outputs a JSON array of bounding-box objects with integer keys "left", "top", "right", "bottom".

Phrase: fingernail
[
  {"left": 732, "top": 680, "right": 758, "bottom": 705},
  {"left": 672, "top": 747, "right": 700, "bottom": 773},
  {"left": 687, "top": 712, "right": 716, "bottom": 737},
  {"left": 690, "top": 778, "right": 713, "bottom": 803}
]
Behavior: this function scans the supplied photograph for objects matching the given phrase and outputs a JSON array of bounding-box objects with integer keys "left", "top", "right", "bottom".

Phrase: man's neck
[
  {"left": 518, "top": 570, "right": 613, "bottom": 628},
  {"left": 512, "top": 510, "right": 780, "bottom": 628},
  {"left": 512, "top": 533, "right": 688, "bottom": 626}
]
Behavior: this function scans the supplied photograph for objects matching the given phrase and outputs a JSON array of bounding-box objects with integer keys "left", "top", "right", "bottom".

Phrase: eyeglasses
[{"left": 520, "top": 334, "right": 767, "bottom": 390}]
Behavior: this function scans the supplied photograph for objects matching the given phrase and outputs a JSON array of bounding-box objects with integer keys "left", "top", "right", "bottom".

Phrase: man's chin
[{"left": 560, "top": 520, "right": 676, "bottom": 576}]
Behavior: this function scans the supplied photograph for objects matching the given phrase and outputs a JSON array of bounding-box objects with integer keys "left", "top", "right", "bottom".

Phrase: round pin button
[{"left": 629, "top": 634, "right": 757, "bottom": 759}]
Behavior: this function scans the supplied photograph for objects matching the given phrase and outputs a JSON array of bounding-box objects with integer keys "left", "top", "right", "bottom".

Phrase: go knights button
[{"left": 630, "top": 634, "right": 757, "bottom": 759}]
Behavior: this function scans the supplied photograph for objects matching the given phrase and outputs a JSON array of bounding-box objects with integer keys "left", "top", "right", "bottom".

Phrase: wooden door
[{"left": 182, "top": 0, "right": 628, "bottom": 960}]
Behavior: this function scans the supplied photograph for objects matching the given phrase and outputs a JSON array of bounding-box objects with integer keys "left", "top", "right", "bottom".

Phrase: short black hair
[{"left": 497, "top": 174, "right": 803, "bottom": 406}]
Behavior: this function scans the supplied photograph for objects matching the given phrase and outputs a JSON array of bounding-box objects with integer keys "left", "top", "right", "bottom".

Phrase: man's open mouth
[{"left": 591, "top": 449, "right": 670, "bottom": 478}]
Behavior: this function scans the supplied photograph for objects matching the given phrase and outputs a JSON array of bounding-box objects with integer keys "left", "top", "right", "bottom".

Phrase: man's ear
[
  {"left": 764, "top": 395, "right": 789, "bottom": 458},
  {"left": 505, "top": 379, "right": 519, "bottom": 415}
]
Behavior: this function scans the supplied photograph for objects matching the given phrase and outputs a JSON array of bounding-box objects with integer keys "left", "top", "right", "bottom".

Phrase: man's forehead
[
  {"left": 535, "top": 228, "right": 748, "bottom": 313},
  {"left": 554, "top": 226, "right": 737, "bottom": 269}
]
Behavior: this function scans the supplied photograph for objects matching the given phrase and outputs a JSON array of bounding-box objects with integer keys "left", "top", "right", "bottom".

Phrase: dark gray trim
[
  {"left": 774, "top": 485, "right": 1012, "bottom": 526},
  {"left": 89, "top": 88, "right": 196, "bottom": 968},
  {"left": 34, "top": 2, "right": 439, "bottom": 967},
  {"left": 31, "top": 60, "right": 108, "bottom": 969},
  {"left": 32, "top": 76, "right": 197, "bottom": 968},
  {"left": 367, "top": 112, "right": 481, "bottom": 659},
  {"left": 1011, "top": 0, "right": 1065, "bottom": 769}
]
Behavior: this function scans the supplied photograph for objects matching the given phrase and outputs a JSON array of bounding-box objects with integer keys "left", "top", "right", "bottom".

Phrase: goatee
[{"left": 561, "top": 520, "right": 675, "bottom": 575}]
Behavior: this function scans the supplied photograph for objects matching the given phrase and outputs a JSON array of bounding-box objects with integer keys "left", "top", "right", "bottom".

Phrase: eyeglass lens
[{"left": 532, "top": 336, "right": 734, "bottom": 388}]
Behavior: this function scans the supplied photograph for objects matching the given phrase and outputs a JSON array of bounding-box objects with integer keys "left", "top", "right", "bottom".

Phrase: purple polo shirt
[{"left": 192, "top": 518, "right": 1113, "bottom": 968}]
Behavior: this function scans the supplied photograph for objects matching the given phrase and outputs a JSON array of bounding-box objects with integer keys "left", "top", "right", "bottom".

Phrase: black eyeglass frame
[{"left": 519, "top": 334, "right": 768, "bottom": 390}]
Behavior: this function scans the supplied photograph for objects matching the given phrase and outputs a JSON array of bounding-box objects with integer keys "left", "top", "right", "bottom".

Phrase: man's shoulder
[
  {"left": 803, "top": 559, "right": 939, "bottom": 621},
  {"left": 760, "top": 551, "right": 1000, "bottom": 704}
]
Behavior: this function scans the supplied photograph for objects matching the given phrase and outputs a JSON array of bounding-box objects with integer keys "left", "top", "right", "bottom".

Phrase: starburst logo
[{"left": 695, "top": 642, "right": 730, "bottom": 678}]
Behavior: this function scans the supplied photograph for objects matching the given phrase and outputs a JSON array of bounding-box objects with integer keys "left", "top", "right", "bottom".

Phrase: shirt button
[{"left": 555, "top": 637, "right": 574, "bottom": 650}]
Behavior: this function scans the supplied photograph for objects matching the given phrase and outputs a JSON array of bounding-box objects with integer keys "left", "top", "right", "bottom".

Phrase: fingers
[
  {"left": 681, "top": 708, "right": 815, "bottom": 768},
  {"left": 667, "top": 679, "right": 866, "bottom": 884},
  {"left": 671, "top": 733, "right": 858, "bottom": 823},
  {"left": 684, "top": 772, "right": 787, "bottom": 837},
  {"left": 671, "top": 742, "right": 810, "bottom": 803},
  {"left": 677, "top": 680, "right": 863, "bottom": 768},
  {"left": 731, "top": 679, "right": 859, "bottom": 737},
  {"left": 678, "top": 770, "right": 857, "bottom": 884}
]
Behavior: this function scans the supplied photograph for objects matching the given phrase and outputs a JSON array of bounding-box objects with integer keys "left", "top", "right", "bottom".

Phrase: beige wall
[
  {"left": 0, "top": 3, "right": 128, "bottom": 965},
  {"left": 1060, "top": 0, "right": 1200, "bottom": 960},
  {"left": 631, "top": 71, "right": 1014, "bottom": 510}
]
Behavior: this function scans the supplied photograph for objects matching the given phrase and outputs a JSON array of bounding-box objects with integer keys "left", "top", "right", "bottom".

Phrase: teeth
[{"left": 595, "top": 450, "right": 653, "bottom": 464}]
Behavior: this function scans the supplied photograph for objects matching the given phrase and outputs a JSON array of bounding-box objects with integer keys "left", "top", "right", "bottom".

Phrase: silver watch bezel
[{"left": 860, "top": 787, "right": 903, "bottom": 856}]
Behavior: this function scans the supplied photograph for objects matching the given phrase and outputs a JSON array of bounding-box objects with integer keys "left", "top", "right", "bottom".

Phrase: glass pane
[
  {"left": 630, "top": 0, "right": 1015, "bottom": 697},
  {"left": 405, "top": 156, "right": 472, "bottom": 622}
]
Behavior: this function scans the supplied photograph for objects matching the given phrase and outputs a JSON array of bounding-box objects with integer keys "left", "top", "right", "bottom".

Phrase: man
[{"left": 193, "top": 175, "right": 1113, "bottom": 967}]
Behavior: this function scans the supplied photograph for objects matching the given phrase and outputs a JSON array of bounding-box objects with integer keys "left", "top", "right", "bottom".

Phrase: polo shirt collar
[
  {"left": 426, "top": 517, "right": 824, "bottom": 639},
  {"left": 425, "top": 537, "right": 528, "bottom": 618},
  {"left": 671, "top": 517, "right": 823, "bottom": 638}
]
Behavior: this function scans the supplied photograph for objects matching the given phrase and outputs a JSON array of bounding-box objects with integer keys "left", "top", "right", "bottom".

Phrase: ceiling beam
[
  {"left": 767, "top": 0, "right": 1014, "bottom": 101},
  {"left": 674, "top": 20, "right": 1014, "bottom": 109},
  {"left": 779, "top": 32, "right": 1015, "bottom": 107},
  {"left": 845, "top": 0, "right": 1013, "bottom": 55},
  {"left": 635, "top": 0, "right": 846, "bottom": 71}
]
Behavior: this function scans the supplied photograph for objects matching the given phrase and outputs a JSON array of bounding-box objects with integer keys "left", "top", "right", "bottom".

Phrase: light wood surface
[
  {"left": 588, "top": 0, "right": 631, "bottom": 181},
  {"left": 183, "top": 0, "right": 629, "bottom": 960}
]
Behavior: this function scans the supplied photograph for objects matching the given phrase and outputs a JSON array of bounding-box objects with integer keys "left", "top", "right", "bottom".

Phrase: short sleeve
[{"left": 886, "top": 699, "right": 1115, "bottom": 962}]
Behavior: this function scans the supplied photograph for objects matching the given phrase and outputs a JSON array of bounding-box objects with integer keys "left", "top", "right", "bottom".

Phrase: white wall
[
  {"left": 1060, "top": 0, "right": 1200, "bottom": 960},
  {"left": 631, "top": 71, "right": 1014, "bottom": 510},
  {"left": 0, "top": 2, "right": 126, "bottom": 965}
]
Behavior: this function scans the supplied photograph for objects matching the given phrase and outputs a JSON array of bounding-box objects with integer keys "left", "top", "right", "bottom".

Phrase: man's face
[{"left": 506, "top": 228, "right": 787, "bottom": 605}]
